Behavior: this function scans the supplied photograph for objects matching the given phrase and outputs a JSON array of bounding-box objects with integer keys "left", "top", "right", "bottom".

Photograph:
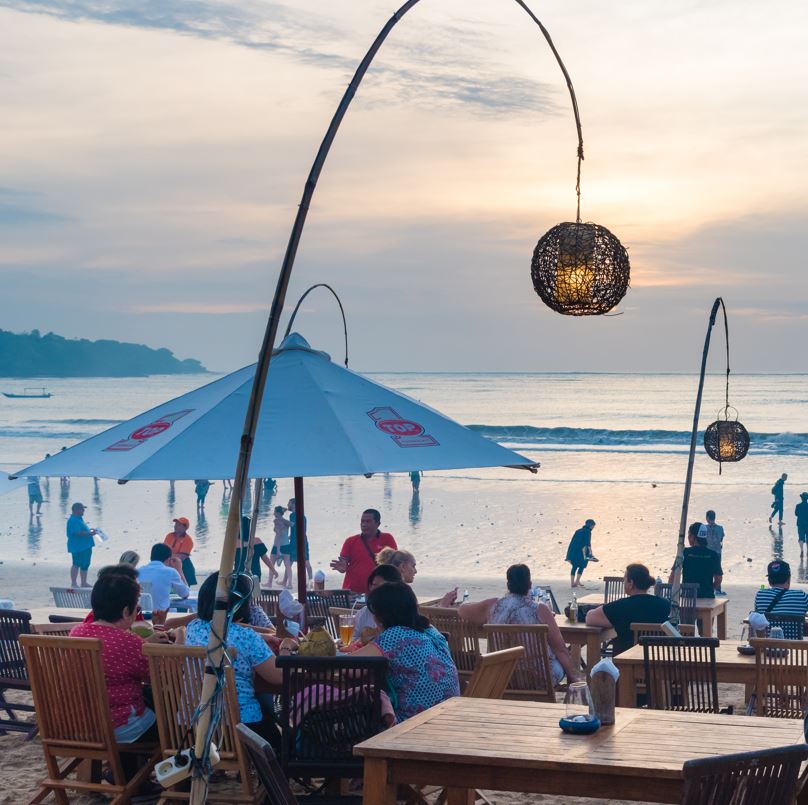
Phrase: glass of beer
[{"left": 339, "top": 614, "right": 355, "bottom": 646}]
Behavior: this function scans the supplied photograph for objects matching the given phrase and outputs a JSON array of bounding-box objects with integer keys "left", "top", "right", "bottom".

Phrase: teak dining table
[{"left": 355, "top": 698, "right": 806, "bottom": 804}]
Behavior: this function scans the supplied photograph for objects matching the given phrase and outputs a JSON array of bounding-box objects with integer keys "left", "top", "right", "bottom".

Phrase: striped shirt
[{"left": 754, "top": 587, "right": 808, "bottom": 618}]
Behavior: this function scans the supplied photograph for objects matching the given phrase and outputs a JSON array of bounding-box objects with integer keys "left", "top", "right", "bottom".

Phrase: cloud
[
  {"left": 129, "top": 302, "right": 268, "bottom": 314},
  {"left": 0, "top": 186, "right": 70, "bottom": 226}
]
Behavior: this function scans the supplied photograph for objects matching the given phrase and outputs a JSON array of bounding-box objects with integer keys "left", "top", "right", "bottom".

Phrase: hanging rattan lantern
[
  {"left": 704, "top": 409, "right": 749, "bottom": 467},
  {"left": 531, "top": 221, "right": 630, "bottom": 315}
]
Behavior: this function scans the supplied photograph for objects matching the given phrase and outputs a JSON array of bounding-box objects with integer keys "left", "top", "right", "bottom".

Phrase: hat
[
  {"left": 174, "top": 517, "right": 190, "bottom": 528},
  {"left": 767, "top": 560, "right": 791, "bottom": 583}
]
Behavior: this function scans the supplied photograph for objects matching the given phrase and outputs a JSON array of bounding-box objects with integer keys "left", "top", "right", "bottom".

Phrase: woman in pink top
[{"left": 70, "top": 571, "right": 170, "bottom": 751}]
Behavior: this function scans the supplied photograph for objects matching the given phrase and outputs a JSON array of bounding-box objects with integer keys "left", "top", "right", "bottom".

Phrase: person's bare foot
[{"left": 80, "top": 583, "right": 92, "bottom": 588}]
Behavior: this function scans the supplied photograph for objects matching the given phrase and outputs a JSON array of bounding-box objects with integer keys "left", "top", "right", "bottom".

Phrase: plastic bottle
[
  {"left": 570, "top": 593, "right": 579, "bottom": 623},
  {"left": 462, "top": 589, "right": 470, "bottom": 603}
]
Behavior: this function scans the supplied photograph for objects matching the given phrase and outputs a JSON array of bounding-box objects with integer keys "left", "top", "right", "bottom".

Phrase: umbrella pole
[
  {"left": 295, "top": 476, "right": 308, "bottom": 609},
  {"left": 670, "top": 298, "right": 721, "bottom": 623}
]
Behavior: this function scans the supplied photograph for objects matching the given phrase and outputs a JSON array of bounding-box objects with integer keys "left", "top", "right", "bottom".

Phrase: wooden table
[
  {"left": 577, "top": 594, "right": 728, "bottom": 639},
  {"left": 555, "top": 614, "right": 615, "bottom": 672},
  {"left": 355, "top": 697, "right": 807, "bottom": 804},
  {"left": 26, "top": 607, "right": 88, "bottom": 623},
  {"left": 614, "top": 639, "right": 756, "bottom": 708}
]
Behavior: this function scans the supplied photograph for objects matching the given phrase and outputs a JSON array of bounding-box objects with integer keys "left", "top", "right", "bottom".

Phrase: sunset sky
[{"left": 1, "top": 0, "right": 807, "bottom": 372}]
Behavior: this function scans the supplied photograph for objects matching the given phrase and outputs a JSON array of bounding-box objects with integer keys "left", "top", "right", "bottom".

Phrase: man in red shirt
[{"left": 330, "top": 509, "right": 396, "bottom": 594}]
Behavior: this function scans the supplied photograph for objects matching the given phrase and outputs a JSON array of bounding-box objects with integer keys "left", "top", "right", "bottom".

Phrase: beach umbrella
[{"left": 12, "top": 332, "right": 538, "bottom": 482}]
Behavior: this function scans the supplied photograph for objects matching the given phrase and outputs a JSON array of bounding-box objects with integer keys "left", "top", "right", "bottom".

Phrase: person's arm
[
  {"left": 330, "top": 538, "right": 352, "bottom": 574},
  {"left": 585, "top": 605, "right": 613, "bottom": 629},
  {"left": 457, "top": 597, "right": 496, "bottom": 626},
  {"left": 253, "top": 655, "right": 282, "bottom": 687},
  {"left": 169, "top": 569, "right": 190, "bottom": 599},
  {"left": 538, "top": 602, "right": 579, "bottom": 682},
  {"left": 348, "top": 640, "right": 384, "bottom": 658}
]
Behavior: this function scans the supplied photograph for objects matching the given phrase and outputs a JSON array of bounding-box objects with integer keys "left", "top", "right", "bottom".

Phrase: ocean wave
[
  {"left": 470, "top": 425, "right": 808, "bottom": 456},
  {"left": 27, "top": 419, "right": 122, "bottom": 425}
]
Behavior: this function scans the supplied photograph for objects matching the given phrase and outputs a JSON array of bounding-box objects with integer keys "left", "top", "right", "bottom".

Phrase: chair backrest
[
  {"left": 463, "top": 647, "right": 525, "bottom": 699},
  {"left": 31, "top": 623, "right": 75, "bottom": 637},
  {"left": 276, "top": 654, "right": 388, "bottom": 778},
  {"left": 235, "top": 724, "right": 297, "bottom": 805},
  {"left": 305, "top": 593, "right": 340, "bottom": 639},
  {"left": 421, "top": 606, "right": 482, "bottom": 681},
  {"left": 630, "top": 622, "right": 696, "bottom": 642},
  {"left": 483, "top": 624, "right": 555, "bottom": 701},
  {"left": 49, "top": 586, "right": 93, "bottom": 608},
  {"left": 681, "top": 744, "right": 808, "bottom": 805},
  {"left": 20, "top": 635, "right": 118, "bottom": 752},
  {"left": 48, "top": 614, "right": 84, "bottom": 624},
  {"left": 143, "top": 644, "right": 245, "bottom": 766},
  {"left": 765, "top": 614, "right": 806, "bottom": 641},
  {"left": 653, "top": 582, "right": 699, "bottom": 625},
  {"left": 539, "top": 586, "right": 561, "bottom": 615},
  {"left": 640, "top": 636, "right": 719, "bottom": 713},
  {"left": 750, "top": 637, "right": 808, "bottom": 718},
  {"left": 254, "top": 588, "right": 282, "bottom": 619},
  {"left": 0, "top": 609, "right": 33, "bottom": 684},
  {"left": 317, "top": 590, "right": 357, "bottom": 609},
  {"left": 603, "top": 576, "right": 627, "bottom": 604}
]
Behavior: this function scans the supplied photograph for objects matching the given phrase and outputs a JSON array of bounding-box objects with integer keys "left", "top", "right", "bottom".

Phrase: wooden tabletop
[
  {"left": 554, "top": 613, "right": 607, "bottom": 634},
  {"left": 355, "top": 698, "right": 804, "bottom": 801},
  {"left": 26, "top": 607, "right": 88, "bottom": 623},
  {"left": 614, "top": 639, "right": 752, "bottom": 669}
]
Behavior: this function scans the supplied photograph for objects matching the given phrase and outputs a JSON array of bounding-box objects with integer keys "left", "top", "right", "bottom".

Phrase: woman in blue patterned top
[
  {"left": 353, "top": 582, "right": 459, "bottom": 722},
  {"left": 185, "top": 572, "right": 284, "bottom": 748}
]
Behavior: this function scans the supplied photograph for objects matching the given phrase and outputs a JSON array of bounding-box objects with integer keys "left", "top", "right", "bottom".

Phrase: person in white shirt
[
  {"left": 698, "top": 510, "right": 726, "bottom": 596},
  {"left": 136, "top": 543, "right": 190, "bottom": 613}
]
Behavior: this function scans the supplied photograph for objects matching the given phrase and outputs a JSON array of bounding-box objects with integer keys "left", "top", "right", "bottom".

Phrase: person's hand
[
  {"left": 166, "top": 555, "right": 183, "bottom": 572},
  {"left": 439, "top": 587, "right": 458, "bottom": 607},
  {"left": 330, "top": 557, "right": 348, "bottom": 573},
  {"left": 279, "top": 638, "right": 298, "bottom": 656},
  {"left": 145, "top": 630, "right": 172, "bottom": 644}
]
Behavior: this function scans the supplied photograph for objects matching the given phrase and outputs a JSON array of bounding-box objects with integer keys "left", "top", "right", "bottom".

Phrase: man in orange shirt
[
  {"left": 164, "top": 516, "right": 196, "bottom": 585},
  {"left": 330, "top": 509, "right": 397, "bottom": 594}
]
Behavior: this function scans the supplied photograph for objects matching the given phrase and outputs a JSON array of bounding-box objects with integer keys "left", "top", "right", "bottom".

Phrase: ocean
[{"left": 1, "top": 372, "right": 807, "bottom": 598}]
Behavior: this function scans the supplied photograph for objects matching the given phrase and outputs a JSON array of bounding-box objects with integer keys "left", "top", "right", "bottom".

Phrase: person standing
[
  {"left": 66, "top": 502, "right": 96, "bottom": 587},
  {"left": 409, "top": 470, "right": 422, "bottom": 491},
  {"left": 27, "top": 476, "right": 43, "bottom": 516},
  {"left": 698, "top": 510, "right": 726, "bottom": 596},
  {"left": 677, "top": 522, "right": 720, "bottom": 599},
  {"left": 194, "top": 479, "right": 212, "bottom": 509},
  {"left": 287, "top": 498, "right": 312, "bottom": 583},
  {"left": 770, "top": 473, "right": 787, "bottom": 524},
  {"left": 273, "top": 505, "right": 292, "bottom": 588},
  {"left": 795, "top": 493, "right": 808, "bottom": 558},
  {"left": 330, "top": 509, "right": 397, "bottom": 594},
  {"left": 565, "top": 519, "right": 597, "bottom": 588},
  {"left": 164, "top": 516, "right": 197, "bottom": 585}
]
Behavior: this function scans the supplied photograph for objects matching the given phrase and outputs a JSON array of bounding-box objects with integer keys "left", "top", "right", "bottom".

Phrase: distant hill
[{"left": 0, "top": 330, "right": 207, "bottom": 377}]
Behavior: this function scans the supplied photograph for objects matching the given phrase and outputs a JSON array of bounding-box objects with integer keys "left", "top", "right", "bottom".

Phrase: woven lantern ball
[
  {"left": 531, "top": 222, "right": 630, "bottom": 315},
  {"left": 703, "top": 419, "right": 750, "bottom": 463}
]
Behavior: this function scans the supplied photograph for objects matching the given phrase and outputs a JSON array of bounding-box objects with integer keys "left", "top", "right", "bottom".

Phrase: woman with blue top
[
  {"left": 352, "top": 582, "right": 459, "bottom": 722},
  {"left": 185, "top": 572, "right": 284, "bottom": 747}
]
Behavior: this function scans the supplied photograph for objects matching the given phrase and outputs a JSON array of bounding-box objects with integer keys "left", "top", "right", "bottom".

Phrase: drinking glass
[
  {"left": 769, "top": 626, "right": 785, "bottom": 640},
  {"left": 739, "top": 623, "right": 749, "bottom": 645},
  {"left": 565, "top": 681, "right": 594, "bottom": 721},
  {"left": 339, "top": 614, "right": 355, "bottom": 645}
]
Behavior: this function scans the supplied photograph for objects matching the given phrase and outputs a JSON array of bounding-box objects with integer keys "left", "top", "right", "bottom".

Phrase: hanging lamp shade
[
  {"left": 704, "top": 414, "right": 749, "bottom": 464},
  {"left": 531, "top": 221, "right": 630, "bottom": 315}
]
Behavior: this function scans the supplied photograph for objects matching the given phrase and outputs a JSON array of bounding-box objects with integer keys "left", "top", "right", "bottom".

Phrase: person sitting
[
  {"left": 351, "top": 582, "right": 459, "bottom": 722},
  {"left": 458, "top": 564, "right": 579, "bottom": 684},
  {"left": 185, "top": 573, "right": 284, "bottom": 747},
  {"left": 119, "top": 550, "right": 140, "bottom": 568},
  {"left": 70, "top": 571, "right": 170, "bottom": 781},
  {"left": 585, "top": 563, "right": 670, "bottom": 655},
  {"left": 754, "top": 559, "right": 808, "bottom": 618},
  {"left": 376, "top": 547, "right": 457, "bottom": 607},
  {"left": 676, "top": 522, "right": 720, "bottom": 599},
  {"left": 136, "top": 543, "right": 190, "bottom": 618},
  {"left": 349, "top": 564, "right": 403, "bottom": 643}
]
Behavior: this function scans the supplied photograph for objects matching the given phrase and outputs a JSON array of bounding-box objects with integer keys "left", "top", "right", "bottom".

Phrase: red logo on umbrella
[
  {"left": 104, "top": 409, "right": 194, "bottom": 452},
  {"left": 367, "top": 407, "right": 438, "bottom": 448}
]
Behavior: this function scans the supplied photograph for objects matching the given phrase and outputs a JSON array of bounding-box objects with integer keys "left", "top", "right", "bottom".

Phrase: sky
[{"left": 1, "top": 0, "right": 807, "bottom": 373}]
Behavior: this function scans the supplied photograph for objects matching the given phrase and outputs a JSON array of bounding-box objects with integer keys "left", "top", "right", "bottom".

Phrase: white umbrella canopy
[{"left": 13, "top": 333, "right": 538, "bottom": 481}]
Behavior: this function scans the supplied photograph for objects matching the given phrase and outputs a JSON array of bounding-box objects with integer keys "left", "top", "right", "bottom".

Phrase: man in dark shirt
[
  {"left": 585, "top": 563, "right": 670, "bottom": 655},
  {"left": 770, "top": 473, "right": 787, "bottom": 525},
  {"left": 681, "top": 523, "right": 720, "bottom": 599},
  {"left": 796, "top": 492, "right": 808, "bottom": 558}
]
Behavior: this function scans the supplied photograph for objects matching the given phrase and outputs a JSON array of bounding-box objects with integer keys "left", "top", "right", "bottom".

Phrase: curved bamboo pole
[
  {"left": 284, "top": 283, "right": 350, "bottom": 366},
  {"left": 190, "top": 3, "right": 586, "bottom": 800}
]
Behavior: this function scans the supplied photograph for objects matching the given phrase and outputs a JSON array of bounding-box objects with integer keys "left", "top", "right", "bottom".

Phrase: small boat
[{"left": 2, "top": 387, "right": 53, "bottom": 399}]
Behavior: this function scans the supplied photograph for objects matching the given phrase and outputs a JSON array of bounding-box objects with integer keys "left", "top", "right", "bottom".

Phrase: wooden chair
[
  {"left": 603, "top": 576, "right": 626, "bottom": 604},
  {"left": 630, "top": 622, "right": 696, "bottom": 642},
  {"left": 49, "top": 586, "right": 93, "bottom": 608},
  {"left": 31, "top": 623, "right": 76, "bottom": 637},
  {"left": 143, "top": 643, "right": 262, "bottom": 803},
  {"left": 0, "top": 608, "right": 37, "bottom": 739},
  {"left": 421, "top": 606, "right": 482, "bottom": 688},
  {"left": 748, "top": 637, "right": 808, "bottom": 718},
  {"left": 20, "top": 634, "right": 160, "bottom": 803},
  {"left": 305, "top": 593, "right": 342, "bottom": 639},
  {"left": 483, "top": 624, "right": 555, "bottom": 702},
  {"left": 463, "top": 647, "right": 524, "bottom": 699},
  {"left": 235, "top": 724, "right": 360, "bottom": 805},
  {"left": 654, "top": 582, "right": 699, "bottom": 626},
  {"left": 640, "top": 636, "right": 720, "bottom": 713},
  {"left": 255, "top": 588, "right": 282, "bottom": 619},
  {"left": 766, "top": 613, "right": 806, "bottom": 641},
  {"left": 276, "top": 655, "right": 388, "bottom": 781},
  {"left": 681, "top": 744, "right": 808, "bottom": 805}
]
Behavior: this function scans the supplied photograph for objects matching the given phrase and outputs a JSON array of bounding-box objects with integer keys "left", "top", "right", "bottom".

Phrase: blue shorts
[
  {"left": 71, "top": 548, "right": 92, "bottom": 570},
  {"left": 28, "top": 491, "right": 42, "bottom": 504}
]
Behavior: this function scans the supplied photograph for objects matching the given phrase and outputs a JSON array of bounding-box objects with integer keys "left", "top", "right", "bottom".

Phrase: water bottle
[
  {"left": 462, "top": 589, "right": 470, "bottom": 603},
  {"left": 770, "top": 626, "right": 785, "bottom": 640},
  {"left": 570, "top": 593, "right": 579, "bottom": 623}
]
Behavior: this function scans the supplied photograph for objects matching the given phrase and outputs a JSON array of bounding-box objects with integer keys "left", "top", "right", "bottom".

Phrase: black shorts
[{"left": 569, "top": 560, "right": 588, "bottom": 575}]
